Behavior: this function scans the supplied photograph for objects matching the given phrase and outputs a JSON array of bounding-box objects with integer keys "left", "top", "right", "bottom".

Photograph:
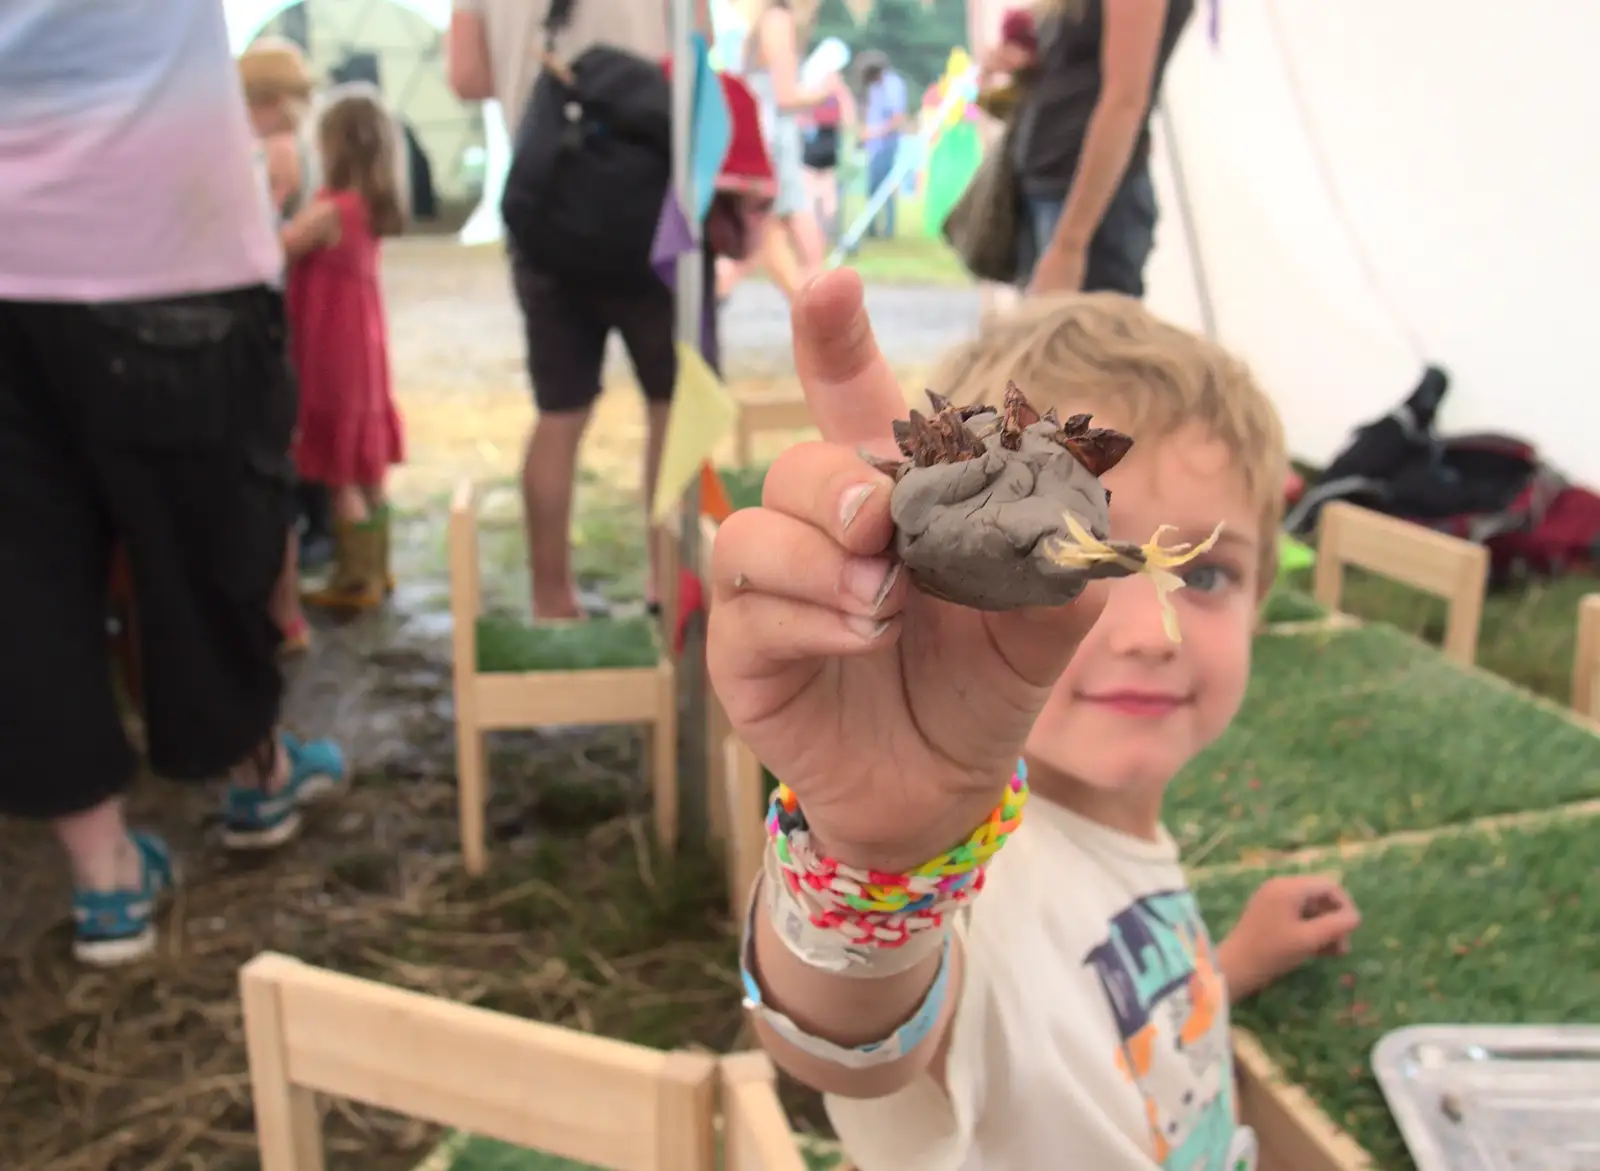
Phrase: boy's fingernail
[
  {"left": 839, "top": 482, "right": 878, "bottom": 532},
  {"left": 843, "top": 556, "right": 894, "bottom": 608},
  {"left": 844, "top": 614, "right": 893, "bottom": 641},
  {"left": 871, "top": 560, "right": 903, "bottom": 611}
]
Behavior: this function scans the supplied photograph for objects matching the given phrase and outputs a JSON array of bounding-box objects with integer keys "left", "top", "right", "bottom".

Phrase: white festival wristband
[
  {"left": 740, "top": 869, "right": 954, "bottom": 1070},
  {"left": 760, "top": 841, "right": 947, "bottom": 978}
]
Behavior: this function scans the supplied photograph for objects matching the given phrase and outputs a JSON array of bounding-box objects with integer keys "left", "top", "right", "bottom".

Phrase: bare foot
[{"left": 532, "top": 594, "right": 585, "bottom": 623}]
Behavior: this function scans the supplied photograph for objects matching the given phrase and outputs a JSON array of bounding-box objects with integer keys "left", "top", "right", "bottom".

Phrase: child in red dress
[{"left": 281, "top": 84, "right": 406, "bottom": 612}]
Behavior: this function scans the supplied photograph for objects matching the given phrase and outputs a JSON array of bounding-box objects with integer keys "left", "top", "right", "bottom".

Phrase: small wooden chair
[
  {"left": 732, "top": 393, "right": 813, "bottom": 468},
  {"left": 720, "top": 1053, "right": 809, "bottom": 1171},
  {"left": 449, "top": 481, "right": 678, "bottom": 876},
  {"left": 1312, "top": 501, "right": 1490, "bottom": 664},
  {"left": 1573, "top": 595, "right": 1600, "bottom": 721},
  {"left": 721, "top": 737, "right": 770, "bottom": 919},
  {"left": 240, "top": 953, "right": 718, "bottom": 1171}
]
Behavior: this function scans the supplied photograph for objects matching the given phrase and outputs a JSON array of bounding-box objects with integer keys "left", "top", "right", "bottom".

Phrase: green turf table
[
  {"left": 1166, "top": 623, "right": 1600, "bottom": 864},
  {"left": 1195, "top": 812, "right": 1600, "bottom": 1169}
]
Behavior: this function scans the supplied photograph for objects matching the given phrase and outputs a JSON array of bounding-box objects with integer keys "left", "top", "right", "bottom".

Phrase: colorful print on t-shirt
[{"left": 1084, "top": 889, "right": 1236, "bottom": 1170}]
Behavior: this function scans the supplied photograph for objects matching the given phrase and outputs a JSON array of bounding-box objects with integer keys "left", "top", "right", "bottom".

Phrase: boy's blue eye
[{"left": 1182, "top": 563, "right": 1237, "bottom": 594}]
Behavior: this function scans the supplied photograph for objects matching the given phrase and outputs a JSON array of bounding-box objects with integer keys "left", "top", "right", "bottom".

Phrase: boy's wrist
[{"left": 1215, "top": 933, "right": 1266, "bottom": 1003}]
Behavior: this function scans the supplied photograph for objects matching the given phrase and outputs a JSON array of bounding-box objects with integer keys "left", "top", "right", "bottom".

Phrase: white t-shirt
[
  {"left": 455, "top": 0, "right": 670, "bottom": 139},
  {"left": 827, "top": 800, "right": 1242, "bottom": 1171},
  {"left": 0, "top": 0, "right": 281, "bottom": 301}
]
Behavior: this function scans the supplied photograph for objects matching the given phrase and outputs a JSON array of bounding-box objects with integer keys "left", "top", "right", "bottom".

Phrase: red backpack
[{"left": 1286, "top": 368, "right": 1600, "bottom": 584}]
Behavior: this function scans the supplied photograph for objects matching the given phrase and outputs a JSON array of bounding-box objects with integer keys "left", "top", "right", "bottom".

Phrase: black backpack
[{"left": 500, "top": 0, "right": 673, "bottom": 293}]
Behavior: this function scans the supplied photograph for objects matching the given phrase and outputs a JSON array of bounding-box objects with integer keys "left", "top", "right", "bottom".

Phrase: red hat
[
  {"left": 1001, "top": 7, "right": 1039, "bottom": 50},
  {"left": 661, "top": 60, "right": 775, "bottom": 197}
]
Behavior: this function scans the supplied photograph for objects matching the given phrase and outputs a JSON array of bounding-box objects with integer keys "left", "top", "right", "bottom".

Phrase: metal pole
[
  {"left": 1155, "top": 100, "right": 1219, "bottom": 341},
  {"left": 670, "top": 0, "right": 709, "bottom": 848}
]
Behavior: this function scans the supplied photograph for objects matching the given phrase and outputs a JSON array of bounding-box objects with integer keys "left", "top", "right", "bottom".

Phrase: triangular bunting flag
[
  {"left": 700, "top": 462, "right": 734, "bottom": 523},
  {"left": 652, "top": 342, "right": 739, "bottom": 523}
]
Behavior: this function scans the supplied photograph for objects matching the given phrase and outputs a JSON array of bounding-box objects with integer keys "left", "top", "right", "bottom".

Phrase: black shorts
[
  {"left": 511, "top": 247, "right": 718, "bottom": 414},
  {"left": 0, "top": 287, "right": 295, "bottom": 819}
]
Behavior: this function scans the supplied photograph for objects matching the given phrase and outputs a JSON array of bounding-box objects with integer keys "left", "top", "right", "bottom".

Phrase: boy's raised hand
[{"left": 707, "top": 271, "right": 1106, "bottom": 872}]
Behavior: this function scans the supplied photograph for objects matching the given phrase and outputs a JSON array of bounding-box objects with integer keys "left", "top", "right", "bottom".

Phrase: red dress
[{"left": 288, "top": 189, "right": 403, "bottom": 488}]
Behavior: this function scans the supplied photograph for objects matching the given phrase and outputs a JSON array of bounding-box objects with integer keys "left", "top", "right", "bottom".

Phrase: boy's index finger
[{"left": 791, "top": 270, "right": 911, "bottom": 448}]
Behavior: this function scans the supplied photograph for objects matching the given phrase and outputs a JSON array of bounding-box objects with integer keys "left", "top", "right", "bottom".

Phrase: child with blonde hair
[
  {"left": 239, "top": 36, "right": 324, "bottom": 652},
  {"left": 238, "top": 36, "right": 316, "bottom": 218},
  {"left": 708, "top": 272, "right": 1360, "bottom": 1170},
  {"left": 283, "top": 84, "right": 406, "bottom": 612}
]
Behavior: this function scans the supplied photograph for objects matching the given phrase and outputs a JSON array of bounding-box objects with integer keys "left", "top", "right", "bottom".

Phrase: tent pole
[
  {"left": 670, "top": 0, "right": 710, "bottom": 849},
  {"left": 1155, "top": 99, "right": 1219, "bottom": 341}
]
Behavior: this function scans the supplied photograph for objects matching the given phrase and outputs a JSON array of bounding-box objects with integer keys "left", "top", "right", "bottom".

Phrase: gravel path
[{"left": 383, "top": 239, "right": 983, "bottom": 502}]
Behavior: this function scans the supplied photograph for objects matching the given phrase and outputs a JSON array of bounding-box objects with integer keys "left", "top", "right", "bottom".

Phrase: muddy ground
[{"left": 0, "top": 241, "right": 980, "bottom": 1171}]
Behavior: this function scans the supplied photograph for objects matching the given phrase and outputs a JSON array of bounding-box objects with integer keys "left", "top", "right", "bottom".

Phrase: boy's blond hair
[
  {"left": 928, "top": 293, "right": 1288, "bottom": 587},
  {"left": 238, "top": 36, "right": 315, "bottom": 121}
]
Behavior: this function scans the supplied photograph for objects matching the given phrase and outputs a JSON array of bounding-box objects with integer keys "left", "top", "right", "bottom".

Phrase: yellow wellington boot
[{"left": 302, "top": 516, "right": 386, "bottom": 613}]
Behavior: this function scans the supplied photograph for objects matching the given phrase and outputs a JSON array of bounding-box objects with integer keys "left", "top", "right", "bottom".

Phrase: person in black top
[{"left": 988, "top": 0, "right": 1195, "bottom": 298}]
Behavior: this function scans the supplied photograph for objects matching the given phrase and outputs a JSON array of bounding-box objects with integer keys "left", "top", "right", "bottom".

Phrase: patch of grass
[
  {"left": 475, "top": 614, "right": 659, "bottom": 672},
  {"left": 1194, "top": 813, "right": 1600, "bottom": 1170},
  {"left": 1285, "top": 565, "right": 1596, "bottom": 705},
  {"left": 1260, "top": 585, "right": 1326, "bottom": 625},
  {"left": 836, "top": 235, "right": 969, "bottom": 287},
  {"left": 1166, "top": 624, "right": 1600, "bottom": 864}
]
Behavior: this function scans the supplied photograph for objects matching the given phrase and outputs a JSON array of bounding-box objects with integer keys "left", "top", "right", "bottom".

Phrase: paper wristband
[
  {"left": 740, "top": 873, "right": 953, "bottom": 1070},
  {"left": 761, "top": 840, "right": 947, "bottom": 978}
]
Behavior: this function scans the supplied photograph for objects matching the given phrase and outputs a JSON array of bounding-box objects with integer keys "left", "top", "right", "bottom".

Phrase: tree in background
[{"left": 812, "top": 0, "right": 969, "bottom": 93}]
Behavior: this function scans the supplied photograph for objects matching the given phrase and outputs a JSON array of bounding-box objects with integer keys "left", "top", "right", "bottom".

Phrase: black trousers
[{"left": 0, "top": 286, "right": 294, "bottom": 818}]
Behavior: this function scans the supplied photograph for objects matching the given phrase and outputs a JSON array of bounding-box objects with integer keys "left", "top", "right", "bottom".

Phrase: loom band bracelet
[
  {"left": 740, "top": 873, "right": 955, "bottom": 1069},
  {"left": 764, "top": 764, "right": 1030, "bottom": 916}
]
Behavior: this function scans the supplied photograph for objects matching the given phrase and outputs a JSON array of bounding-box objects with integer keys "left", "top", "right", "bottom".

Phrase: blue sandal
[
  {"left": 71, "top": 831, "right": 176, "bottom": 967},
  {"left": 222, "top": 732, "right": 346, "bottom": 850}
]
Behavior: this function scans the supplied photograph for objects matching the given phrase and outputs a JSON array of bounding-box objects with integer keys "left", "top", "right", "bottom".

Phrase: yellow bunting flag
[{"left": 651, "top": 341, "right": 740, "bottom": 523}]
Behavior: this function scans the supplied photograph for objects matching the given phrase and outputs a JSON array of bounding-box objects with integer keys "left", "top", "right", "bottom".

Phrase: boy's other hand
[
  {"left": 706, "top": 270, "right": 1107, "bottom": 875},
  {"left": 1218, "top": 874, "right": 1362, "bottom": 1002}
]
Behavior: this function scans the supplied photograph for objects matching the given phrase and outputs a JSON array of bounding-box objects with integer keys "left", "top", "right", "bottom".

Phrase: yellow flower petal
[{"left": 1043, "top": 514, "right": 1227, "bottom": 644}]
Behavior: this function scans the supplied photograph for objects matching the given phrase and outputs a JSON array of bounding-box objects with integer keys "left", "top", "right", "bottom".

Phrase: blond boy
[
  {"left": 707, "top": 273, "right": 1361, "bottom": 1170},
  {"left": 237, "top": 36, "right": 315, "bottom": 217}
]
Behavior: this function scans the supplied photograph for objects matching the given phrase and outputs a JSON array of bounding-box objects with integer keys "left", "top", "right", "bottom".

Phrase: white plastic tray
[{"left": 1372, "top": 1024, "right": 1600, "bottom": 1170}]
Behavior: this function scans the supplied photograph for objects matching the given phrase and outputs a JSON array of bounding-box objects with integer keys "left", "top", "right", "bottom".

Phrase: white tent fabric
[
  {"left": 1145, "top": 0, "right": 1600, "bottom": 483},
  {"left": 223, "top": 0, "right": 510, "bottom": 245}
]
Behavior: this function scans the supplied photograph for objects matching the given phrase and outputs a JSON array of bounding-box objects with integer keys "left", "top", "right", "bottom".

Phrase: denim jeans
[
  {"left": 865, "top": 145, "right": 899, "bottom": 238},
  {"left": 1016, "top": 156, "right": 1159, "bottom": 295}
]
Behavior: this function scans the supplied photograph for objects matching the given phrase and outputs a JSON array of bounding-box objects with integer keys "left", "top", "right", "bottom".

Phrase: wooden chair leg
[
  {"left": 457, "top": 717, "right": 488, "bottom": 877},
  {"left": 652, "top": 661, "right": 679, "bottom": 856}
]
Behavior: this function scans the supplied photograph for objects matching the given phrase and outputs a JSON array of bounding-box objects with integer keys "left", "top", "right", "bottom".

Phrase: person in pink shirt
[{"left": 0, "top": 0, "right": 345, "bottom": 967}]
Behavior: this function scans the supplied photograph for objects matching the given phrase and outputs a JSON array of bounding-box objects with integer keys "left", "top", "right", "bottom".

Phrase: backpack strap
[
  {"left": 544, "top": 0, "right": 577, "bottom": 51},
  {"left": 540, "top": 0, "right": 580, "bottom": 84}
]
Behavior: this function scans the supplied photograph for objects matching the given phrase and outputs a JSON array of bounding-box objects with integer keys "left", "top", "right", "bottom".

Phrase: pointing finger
[{"left": 791, "top": 269, "right": 909, "bottom": 450}]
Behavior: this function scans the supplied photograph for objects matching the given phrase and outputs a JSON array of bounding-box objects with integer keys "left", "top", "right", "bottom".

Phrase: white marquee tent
[{"left": 1143, "top": 0, "right": 1600, "bottom": 485}]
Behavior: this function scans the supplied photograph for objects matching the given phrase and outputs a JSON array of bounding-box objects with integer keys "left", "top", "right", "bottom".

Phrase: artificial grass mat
[
  {"left": 1259, "top": 585, "right": 1325, "bottom": 625},
  {"left": 719, "top": 464, "right": 769, "bottom": 512},
  {"left": 1194, "top": 812, "right": 1600, "bottom": 1169},
  {"left": 1164, "top": 622, "right": 1600, "bottom": 864},
  {"left": 475, "top": 614, "right": 659, "bottom": 672}
]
